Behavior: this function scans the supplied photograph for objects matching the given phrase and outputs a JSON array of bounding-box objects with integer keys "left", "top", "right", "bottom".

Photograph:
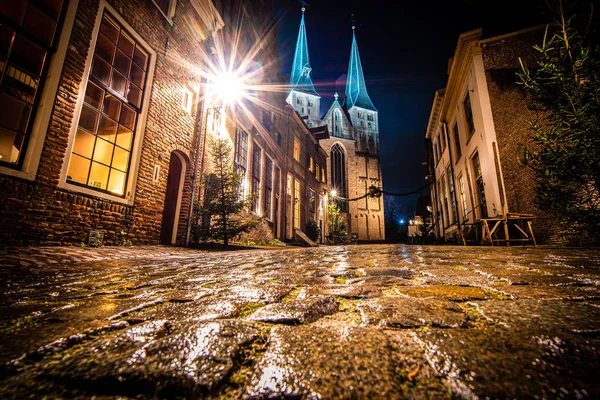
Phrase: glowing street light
[
  {"left": 330, "top": 189, "right": 338, "bottom": 198},
  {"left": 211, "top": 72, "right": 244, "bottom": 105}
]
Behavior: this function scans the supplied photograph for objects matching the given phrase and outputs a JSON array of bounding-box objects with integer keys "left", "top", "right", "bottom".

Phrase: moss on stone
[
  {"left": 281, "top": 287, "right": 304, "bottom": 302},
  {"left": 238, "top": 302, "right": 265, "bottom": 317}
]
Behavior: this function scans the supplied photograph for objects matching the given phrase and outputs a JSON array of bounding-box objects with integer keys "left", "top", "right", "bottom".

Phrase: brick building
[
  {"left": 0, "top": 0, "right": 335, "bottom": 246},
  {"left": 425, "top": 25, "right": 559, "bottom": 244}
]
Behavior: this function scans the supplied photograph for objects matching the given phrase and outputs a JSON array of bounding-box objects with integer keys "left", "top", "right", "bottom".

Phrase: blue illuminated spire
[
  {"left": 289, "top": 8, "right": 318, "bottom": 96},
  {"left": 345, "top": 27, "right": 376, "bottom": 111}
]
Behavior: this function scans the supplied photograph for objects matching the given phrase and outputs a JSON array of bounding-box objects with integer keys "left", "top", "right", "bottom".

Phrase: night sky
[{"left": 272, "top": 0, "right": 570, "bottom": 215}]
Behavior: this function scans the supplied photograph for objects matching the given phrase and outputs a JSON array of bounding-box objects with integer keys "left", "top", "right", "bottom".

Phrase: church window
[
  {"left": 333, "top": 110, "right": 342, "bottom": 137},
  {"left": 331, "top": 143, "right": 347, "bottom": 211},
  {"left": 65, "top": 12, "right": 151, "bottom": 197},
  {"left": 367, "top": 114, "right": 374, "bottom": 121},
  {"left": 293, "top": 137, "right": 300, "bottom": 162}
]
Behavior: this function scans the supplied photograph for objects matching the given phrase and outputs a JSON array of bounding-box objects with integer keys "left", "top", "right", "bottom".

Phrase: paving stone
[
  {"left": 395, "top": 285, "right": 488, "bottom": 301},
  {"left": 357, "top": 297, "right": 467, "bottom": 328},
  {"left": 248, "top": 296, "right": 338, "bottom": 324},
  {"left": 247, "top": 325, "right": 402, "bottom": 398}
]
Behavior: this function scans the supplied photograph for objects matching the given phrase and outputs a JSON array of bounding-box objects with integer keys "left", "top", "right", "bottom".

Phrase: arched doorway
[
  {"left": 160, "top": 152, "right": 187, "bottom": 245},
  {"left": 331, "top": 143, "right": 347, "bottom": 211}
]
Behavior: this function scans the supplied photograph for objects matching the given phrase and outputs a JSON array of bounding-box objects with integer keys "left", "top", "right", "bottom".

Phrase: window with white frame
[
  {"left": 182, "top": 87, "right": 192, "bottom": 113},
  {"left": 152, "top": 0, "right": 176, "bottom": 23},
  {"left": 65, "top": 12, "right": 150, "bottom": 197},
  {"left": 0, "top": 0, "right": 68, "bottom": 167},
  {"left": 459, "top": 174, "right": 467, "bottom": 219},
  {"left": 234, "top": 128, "right": 248, "bottom": 196},
  {"left": 251, "top": 144, "right": 261, "bottom": 213},
  {"left": 263, "top": 156, "right": 272, "bottom": 219}
]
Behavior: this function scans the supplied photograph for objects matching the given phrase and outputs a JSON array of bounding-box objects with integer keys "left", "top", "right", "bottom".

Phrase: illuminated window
[
  {"left": 287, "top": 173, "right": 292, "bottom": 196},
  {"left": 309, "top": 156, "right": 313, "bottom": 172},
  {"left": 294, "top": 178, "right": 300, "bottom": 229},
  {"left": 251, "top": 144, "right": 261, "bottom": 213},
  {"left": 315, "top": 163, "right": 319, "bottom": 180},
  {"left": 66, "top": 13, "right": 150, "bottom": 197},
  {"left": 293, "top": 137, "right": 300, "bottom": 162},
  {"left": 264, "top": 156, "right": 272, "bottom": 219},
  {"left": 0, "top": 0, "right": 67, "bottom": 167},
  {"left": 152, "top": 0, "right": 176, "bottom": 23},
  {"left": 459, "top": 174, "right": 467, "bottom": 219},
  {"left": 321, "top": 167, "right": 325, "bottom": 183},
  {"left": 464, "top": 92, "right": 475, "bottom": 139},
  {"left": 331, "top": 143, "right": 347, "bottom": 211}
]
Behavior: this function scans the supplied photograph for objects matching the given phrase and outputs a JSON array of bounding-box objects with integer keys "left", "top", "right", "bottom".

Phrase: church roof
[
  {"left": 289, "top": 11, "right": 319, "bottom": 97},
  {"left": 345, "top": 29, "right": 376, "bottom": 111}
]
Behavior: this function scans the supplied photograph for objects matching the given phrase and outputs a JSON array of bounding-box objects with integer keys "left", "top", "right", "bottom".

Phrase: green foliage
[
  {"left": 327, "top": 201, "right": 346, "bottom": 242},
  {"left": 517, "top": 1, "right": 600, "bottom": 243},
  {"left": 198, "top": 137, "right": 261, "bottom": 247},
  {"left": 305, "top": 218, "right": 321, "bottom": 242}
]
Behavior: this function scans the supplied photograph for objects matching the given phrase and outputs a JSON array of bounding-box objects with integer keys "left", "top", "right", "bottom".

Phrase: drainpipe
[
  {"left": 442, "top": 121, "right": 464, "bottom": 244},
  {"left": 185, "top": 79, "right": 208, "bottom": 247}
]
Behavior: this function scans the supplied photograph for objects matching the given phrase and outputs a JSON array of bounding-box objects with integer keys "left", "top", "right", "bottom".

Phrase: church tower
[
  {"left": 319, "top": 24, "right": 385, "bottom": 242},
  {"left": 286, "top": 7, "right": 321, "bottom": 127}
]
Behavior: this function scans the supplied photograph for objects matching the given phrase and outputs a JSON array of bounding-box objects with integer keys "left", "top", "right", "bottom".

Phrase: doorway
[{"left": 160, "top": 152, "right": 187, "bottom": 245}]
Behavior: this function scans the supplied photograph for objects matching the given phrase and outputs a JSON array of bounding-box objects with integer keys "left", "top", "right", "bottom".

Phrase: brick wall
[
  {"left": 0, "top": 0, "right": 210, "bottom": 246},
  {"left": 482, "top": 28, "right": 570, "bottom": 244}
]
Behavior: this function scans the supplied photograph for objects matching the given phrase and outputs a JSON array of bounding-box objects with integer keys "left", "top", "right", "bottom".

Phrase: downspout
[{"left": 442, "top": 121, "right": 464, "bottom": 245}]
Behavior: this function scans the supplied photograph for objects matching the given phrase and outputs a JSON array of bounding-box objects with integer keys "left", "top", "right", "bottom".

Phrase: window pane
[
  {"left": 129, "top": 62, "right": 144, "bottom": 88},
  {"left": 102, "top": 93, "right": 121, "bottom": 120},
  {"left": 23, "top": 5, "right": 57, "bottom": 46},
  {"left": 2, "top": 64, "right": 38, "bottom": 103},
  {"left": 117, "top": 32, "right": 134, "bottom": 58},
  {"left": 95, "top": 34, "right": 115, "bottom": 64},
  {"left": 127, "top": 83, "right": 141, "bottom": 108},
  {"left": 92, "top": 137, "right": 113, "bottom": 165},
  {"left": 0, "top": 92, "right": 31, "bottom": 132},
  {"left": 78, "top": 104, "right": 99, "bottom": 133},
  {"left": 113, "top": 49, "right": 130, "bottom": 77},
  {"left": 0, "top": 25, "right": 15, "bottom": 57},
  {"left": 119, "top": 104, "right": 135, "bottom": 130},
  {"left": 32, "top": 0, "right": 64, "bottom": 20},
  {"left": 133, "top": 46, "right": 147, "bottom": 70},
  {"left": 0, "top": 126, "right": 24, "bottom": 163},
  {"left": 84, "top": 81, "right": 104, "bottom": 109},
  {"left": 110, "top": 70, "right": 127, "bottom": 96},
  {"left": 100, "top": 15, "right": 119, "bottom": 43},
  {"left": 0, "top": 58, "right": 5, "bottom": 79},
  {"left": 116, "top": 125, "right": 132, "bottom": 150},
  {"left": 72, "top": 128, "right": 95, "bottom": 158},
  {"left": 97, "top": 114, "right": 117, "bottom": 142},
  {"left": 107, "top": 169, "right": 125, "bottom": 195},
  {"left": 88, "top": 162, "right": 109, "bottom": 189},
  {"left": 0, "top": 0, "right": 28, "bottom": 24},
  {"left": 91, "top": 55, "right": 111, "bottom": 86},
  {"left": 11, "top": 34, "right": 46, "bottom": 75},
  {"left": 66, "top": 153, "right": 91, "bottom": 184},
  {"left": 111, "top": 146, "right": 128, "bottom": 171}
]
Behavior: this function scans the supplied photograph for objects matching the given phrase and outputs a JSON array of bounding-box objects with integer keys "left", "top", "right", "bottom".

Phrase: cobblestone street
[{"left": 1, "top": 244, "right": 599, "bottom": 399}]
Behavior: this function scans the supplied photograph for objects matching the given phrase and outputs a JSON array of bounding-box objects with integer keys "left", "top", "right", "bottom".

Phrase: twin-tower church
[{"left": 287, "top": 8, "right": 385, "bottom": 241}]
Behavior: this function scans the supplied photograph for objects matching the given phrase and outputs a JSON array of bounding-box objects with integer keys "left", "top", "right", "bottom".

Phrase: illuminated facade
[{"left": 286, "top": 10, "right": 385, "bottom": 242}]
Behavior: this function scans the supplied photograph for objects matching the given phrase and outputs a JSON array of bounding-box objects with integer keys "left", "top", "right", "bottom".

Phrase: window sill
[{"left": 58, "top": 180, "right": 135, "bottom": 206}]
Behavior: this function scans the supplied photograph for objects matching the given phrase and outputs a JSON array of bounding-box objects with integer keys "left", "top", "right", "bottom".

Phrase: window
[
  {"left": 152, "top": 0, "right": 176, "bottom": 23},
  {"left": 472, "top": 152, "right": 487, "bottom": 218},
  {"left": 440, "top": 130, "right": 446, "bottom": 152},
  {"left": 447, "top": 164, "right": 456, "bottom": 225},
  {"left": 182, "top": 87, "right": 192, "bottom": 113},
  {"left": 210, "top": 108, "right": 221, "bottom": 133},
  {"left": 296, "top": 97, "right": 303, "bottom": 105},
  {"left": 464, "top": 92, "right": 475, "bottom": 139},
  {"left": 357, "top": 111, "right": 363, "bottom": 119},
  {"left": 333, "top": 110, "right": 342, "bottom": 137},
  {"left": 234, "top": 128, "right": 248, "bottom": 195},
  {"left": 276, "top": 132, "right": 281, "bottom": 146},
  {"left": 459, "top": 175, "right": 467, "bottom": 219},
  {"left": 331, "top": 143, "right": 347, "bottom": 211},
  {"left": 453, "top": 123, "right": 461, "bottom": 160},
  {"left": 65, "top": 13, "right": 150, "bottom": 196},
  {"left": 287, "top": 173, "right": 292, "bottom": 196},
  {"left": 308, "top": 100, "right": 313, "bottom": 107},
  {"left": 441, "top": 173, "right": 449, "bottom": 227},
  {"left": 309, "top": 156, "right": 313, "bottom": 172},
  {"left": 367, "top": 114, "right": 373, "bottom": 121},
  {"left": 0, "top": 0, "right": 67, "bottom": 167},
  {"left": 293, "top": 137, "right": 300, "bottom": 162},
  {"left": 251, "top": 144, "right": 261, "bottom": 213},
  {"left": 315, "top": 163, "right": 319, "bottom": 180},
  {"left": 308, "top": 188, "right": 316, "bottom": 219},
  {"left": 294, "top": 178, "right": 300, "bottom": 229},
  {"left": 264, "top": 156, "right": 272, "bottom": 219},
  {"left": 321, "top": 167, "right": 325, "bottom": 183}
]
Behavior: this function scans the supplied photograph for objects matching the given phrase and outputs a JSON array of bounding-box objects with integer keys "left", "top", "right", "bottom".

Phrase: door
[
  {"left": 472, "top": 153, "right": 488, "bottom": 219},
  {"left": 160, "top": 153, "right": 185, "bottom": 245}
]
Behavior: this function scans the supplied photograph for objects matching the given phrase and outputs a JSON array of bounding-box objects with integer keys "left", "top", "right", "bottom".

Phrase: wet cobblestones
[{"left": 0, "top": 244, "right": 599, "bottom": 399}]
